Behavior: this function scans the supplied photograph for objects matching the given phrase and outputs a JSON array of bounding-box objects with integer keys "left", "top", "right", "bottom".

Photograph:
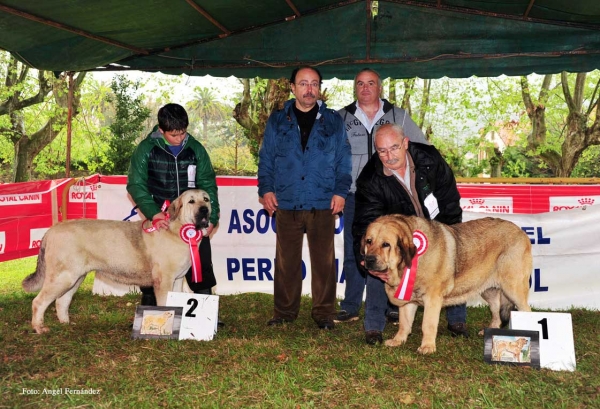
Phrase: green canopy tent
[
  {"left": 1, "top": 0, "right": 600, "bottom": 79},
  {"left": 2, "top": 0, "right": 600, "bottom": 176}
]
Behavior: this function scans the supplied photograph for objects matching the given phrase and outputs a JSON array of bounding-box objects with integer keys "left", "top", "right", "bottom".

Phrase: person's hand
[
  {"left": 151, "top": 212, "right": 169, "bottom": 230},
  {"left": 368, "top": 270, "right": 389, "bottom": 283},
  {"left": 262, "top": 192, "right": 278, "bottom": 216},
  {"left": 205, "top": 223, "right": 215, "bottom": 236},
  {"left": 330, "top": 195, "right": 345, "bottom": 215}
]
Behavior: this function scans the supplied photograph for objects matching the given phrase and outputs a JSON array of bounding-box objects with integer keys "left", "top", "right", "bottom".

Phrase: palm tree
[{"left": 188, "top": 87, "right": 228, "bottom": 141}]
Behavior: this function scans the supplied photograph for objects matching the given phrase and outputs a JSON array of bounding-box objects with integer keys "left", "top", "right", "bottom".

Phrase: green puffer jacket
[{"left": 127, "top": 126, "right": 220, "bottom": 226}]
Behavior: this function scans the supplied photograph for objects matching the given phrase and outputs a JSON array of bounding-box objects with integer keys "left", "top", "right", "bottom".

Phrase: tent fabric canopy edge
[{"left": 1, "top": 0, "right": 600, "bottom": 79}]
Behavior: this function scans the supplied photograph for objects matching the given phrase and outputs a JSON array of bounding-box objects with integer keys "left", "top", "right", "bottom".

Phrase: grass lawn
[{"left": 1, "top": 257, "right": 599, "bottom": 408}]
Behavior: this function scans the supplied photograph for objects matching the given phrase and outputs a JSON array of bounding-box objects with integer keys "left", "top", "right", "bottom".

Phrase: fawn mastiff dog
[
  {"left": 22, "top": 189, "right": 211, "bottom": 334},
  {"left": 362, "top": 214, "right": 532, "bottom": 354},
  {"left": 493, "top": 337, "right": 529, "bottom": 362}
]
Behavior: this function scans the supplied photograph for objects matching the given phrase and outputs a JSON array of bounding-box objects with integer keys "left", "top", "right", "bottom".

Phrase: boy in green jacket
[{"left": 127, "top": 103, "right": 220, "bottom": 305}]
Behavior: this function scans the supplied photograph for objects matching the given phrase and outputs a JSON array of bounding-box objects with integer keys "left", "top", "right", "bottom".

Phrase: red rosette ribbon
[
  {"left": 180, "top": 224, "right": 203, "bottom": 283},
  {"left": 394, "top": 230, "right": 428, "bottom": 301}
]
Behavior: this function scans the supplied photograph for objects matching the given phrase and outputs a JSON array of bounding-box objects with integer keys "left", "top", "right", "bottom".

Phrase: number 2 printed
[{"left": 186, "top": 298, "right": 198, "bottom": 317}]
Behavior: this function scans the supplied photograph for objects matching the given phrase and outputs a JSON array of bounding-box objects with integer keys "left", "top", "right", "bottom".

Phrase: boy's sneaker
[{"left": 334, "top": 310, "right": 359, "bottom": 323}]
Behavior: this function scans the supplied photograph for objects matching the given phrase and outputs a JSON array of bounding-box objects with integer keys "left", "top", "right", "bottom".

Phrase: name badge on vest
[
  {"left": 187, "top": 165, "right": 196, "bottom": 188},
  {"left": 424, "top": 193, "right": 439, "bottom": 219}
]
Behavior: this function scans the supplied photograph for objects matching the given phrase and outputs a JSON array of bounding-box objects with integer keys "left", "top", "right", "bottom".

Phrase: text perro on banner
[{"left": 1, "top": 176, "right": 600, "bottom": 310}]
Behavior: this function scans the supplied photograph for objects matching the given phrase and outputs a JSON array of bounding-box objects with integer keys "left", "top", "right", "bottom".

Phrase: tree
[
  {"left": 233, "top": 78, "right": 290, "bottom": 159},
  {"left": 105, "top": 75, "right": 151, "bottom": 174},
  {"left": 416, "top": 79, "right": 431, "bottom": 131},
  {"left": 521, "top": 72, "right": 600, "bottom": 177},
  {"left": 387, "top": 78, "right": 432, "bottom": 137},
  {"left": 0, "top": 53, "right": 86, "bottom": 182},
  {"left": 210, "top": 120, "right": 257, "bottom": 176},
  {"left": 188, "top": 86, "right": 228, "bottom": 141}
]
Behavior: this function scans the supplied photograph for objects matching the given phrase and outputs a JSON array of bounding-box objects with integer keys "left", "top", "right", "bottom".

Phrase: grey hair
[{"left": 374, "top": 123, "right": 405, "bottom": 144}]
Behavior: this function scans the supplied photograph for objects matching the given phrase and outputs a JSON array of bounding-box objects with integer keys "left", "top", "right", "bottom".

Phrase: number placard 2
[
  {"left": 166, "top": 292, "right": 219, "bottom": 341},
  {"left": 510, "top": 311, "right": 576, "bottom": 371}
]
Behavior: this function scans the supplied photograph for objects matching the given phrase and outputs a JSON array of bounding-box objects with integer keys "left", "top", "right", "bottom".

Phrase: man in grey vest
[{"left": 336, "top": 68, "right": 468, "bottom": 344}]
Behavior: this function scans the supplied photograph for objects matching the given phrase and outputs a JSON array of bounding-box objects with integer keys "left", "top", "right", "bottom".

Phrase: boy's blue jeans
[{"left": 364, "top": 272, "right": 467, "bottom": 332}]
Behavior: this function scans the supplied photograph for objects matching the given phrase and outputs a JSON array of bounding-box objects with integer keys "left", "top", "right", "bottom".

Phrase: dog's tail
[
  {"left": 22, "top": 242, "right": 47, "bottom": 292},
  {"left": 499, "top": 293, "right": 517, "bottom": 328}
]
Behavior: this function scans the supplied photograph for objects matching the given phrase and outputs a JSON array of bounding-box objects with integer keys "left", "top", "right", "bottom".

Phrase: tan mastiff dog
[
  {"left": 362, "top": 214, "right": 532, "bottom": 354},
  {"left": 493, "top": 337, "right": 529, "bottom": 362},
  {"left": 22, "top": 189, "right": 211, "bottom": 334}
]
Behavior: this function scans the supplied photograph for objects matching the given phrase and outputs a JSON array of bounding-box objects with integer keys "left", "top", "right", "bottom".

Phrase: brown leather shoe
[
  {"left": 447, "top": 322, "right": 469, "bottom": 338},
  {"left": 365, "top": 330, "right": 383, "bottom": 345}
]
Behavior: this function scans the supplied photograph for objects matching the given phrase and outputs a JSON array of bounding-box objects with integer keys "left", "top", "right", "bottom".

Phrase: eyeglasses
[
  {"left": 295, "top": 81, "right": 320, "bottom": 89},
  {"left": 376, "top": 144, "right": 403, "bottom": 156}
]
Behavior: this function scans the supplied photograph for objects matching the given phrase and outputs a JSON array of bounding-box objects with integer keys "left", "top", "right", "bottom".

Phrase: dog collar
[
  {"left": 394, "top": 230, "right": 428, "bottom": 301},
  {"left": 180, "top": 224, "right": 203, "bottom": 283}
]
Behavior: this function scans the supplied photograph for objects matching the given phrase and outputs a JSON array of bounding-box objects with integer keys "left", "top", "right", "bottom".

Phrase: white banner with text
[{"left": 92, "top": 182, "right": 600, "bottom": 310}]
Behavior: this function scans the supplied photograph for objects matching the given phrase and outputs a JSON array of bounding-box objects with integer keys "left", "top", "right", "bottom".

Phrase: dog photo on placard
[
  {"left": 492, "top": 336, "right": 530, "bottom": 363},
  {"left": 361, "top": 214, "right": 532, "bottom": 354},
  {"left": 22, "top": 189, "right": 211, "bottom": 334}
]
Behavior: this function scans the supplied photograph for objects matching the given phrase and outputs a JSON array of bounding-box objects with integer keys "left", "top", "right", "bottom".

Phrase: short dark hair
[
  {"left": 157, "top": 103, "right": 189, "bottom": 132},
  {"left": 290, "top": 66, "right": 323, "bottom": 84}
]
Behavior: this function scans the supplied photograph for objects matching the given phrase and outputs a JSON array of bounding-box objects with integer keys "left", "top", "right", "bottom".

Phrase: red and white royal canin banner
[{"left": 1, "top": 176, "right": 599, "bottom": 310}]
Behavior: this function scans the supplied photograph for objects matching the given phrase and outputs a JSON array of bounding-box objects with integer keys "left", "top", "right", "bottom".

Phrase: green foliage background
[{"left": 1, "top": 48, "right": 600, "bottom": 181}]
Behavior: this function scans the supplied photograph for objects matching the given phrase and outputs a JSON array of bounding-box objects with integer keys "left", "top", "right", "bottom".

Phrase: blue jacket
[{"left": 258, "top": 99, "right": 352, "bottom": 211}]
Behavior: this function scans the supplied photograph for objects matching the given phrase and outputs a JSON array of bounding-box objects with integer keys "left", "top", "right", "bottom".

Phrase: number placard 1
[
  {"left": 166, "top": 292, "right": 219, "bottom": 341},
  {"left": 509, "top": 311, "right": 576, "bottom": 371}
]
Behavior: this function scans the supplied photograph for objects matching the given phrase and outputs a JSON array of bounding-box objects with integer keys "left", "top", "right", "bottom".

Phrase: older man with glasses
[
  {"left": 258, "top": 66, "right": 352, "bottom": 330},
  {"left": 352, "top": 123, "right": 468, "bottom": 345}
]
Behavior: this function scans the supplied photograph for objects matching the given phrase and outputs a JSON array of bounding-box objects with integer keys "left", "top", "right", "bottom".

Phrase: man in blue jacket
[{"left": 258, "top": 66, "right": 352, "bottom": 330}]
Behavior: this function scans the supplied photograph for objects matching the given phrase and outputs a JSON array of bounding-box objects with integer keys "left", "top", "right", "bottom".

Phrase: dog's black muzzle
[
  {"left": 195, "top": 205, "right": 210, "bottom": 230},
  {"left": 363, "top": 254, "right": 381, "bottom": 271},
  {"left": 365, "top": 255, "right": 377, "bottom": 270}
]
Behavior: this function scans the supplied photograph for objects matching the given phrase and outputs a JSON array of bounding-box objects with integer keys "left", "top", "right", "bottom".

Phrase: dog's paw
[
  {"left": 417, "top": 344, "right": 436, "bottom": 354},
  {"left": 33, "top": 325, "right": 50, "bottom": 334},
  {"left": 384, "top": 338, "right": 406, "bottom": 347}
]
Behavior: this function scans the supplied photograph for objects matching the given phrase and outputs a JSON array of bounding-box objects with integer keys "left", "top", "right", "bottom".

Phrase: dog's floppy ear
[
  {"left": 396, "top": 235, "right": 416, "bottom": 269},
  {"left": 360, "top": 234, "right": 367, "bottom": 256},
  {"left": 168, "top": 197, "right": 183, "bottom": 220},
  {"left": 393, "top": 220, "right": 417, "bottom": 270}
]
